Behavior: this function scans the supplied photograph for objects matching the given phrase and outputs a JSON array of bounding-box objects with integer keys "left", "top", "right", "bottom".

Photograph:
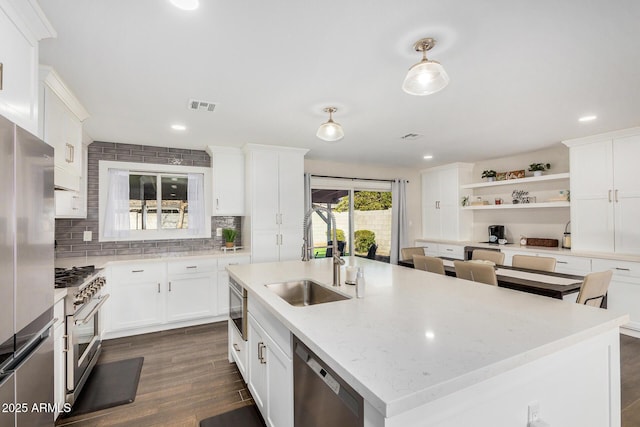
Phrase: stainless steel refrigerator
[{"left": 0, "top": 114, "right": 55, "bottom": 427}]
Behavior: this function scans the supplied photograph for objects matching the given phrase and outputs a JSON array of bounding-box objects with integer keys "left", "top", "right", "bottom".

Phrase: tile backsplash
[{"left": 55, "top": 141, "right": 242, "bottom": 258}]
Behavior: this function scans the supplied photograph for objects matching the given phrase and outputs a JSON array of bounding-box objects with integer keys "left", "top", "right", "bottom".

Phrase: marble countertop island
[{"left": 228, "top": 257, "right": 628, "bottom": 425}]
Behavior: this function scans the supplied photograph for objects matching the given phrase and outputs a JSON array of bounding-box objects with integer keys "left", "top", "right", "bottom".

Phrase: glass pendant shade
[
  {"left": 402, "top": 59, "right": 450, "bottom": 96},
  {"left": 316, "top": 119, "right": 344, "bottom": 142}
]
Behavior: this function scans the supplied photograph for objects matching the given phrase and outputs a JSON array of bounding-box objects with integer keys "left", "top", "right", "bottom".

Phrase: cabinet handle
[
  {"left": 446, "top": 248, "right": 453, "bottom": 252},
  {"left": 608, "top": 190, "right": 612, "bottom": 203},
  {"left": 258, "top": 342, "right": 266, "bottom": 364},
  {"left": 132, "top": 269, "right": 144, "bottom": 273},
  {"left": 65, "top": 143, "right": 74, "bottom": 163},
  {"left": 615, "top": 267, "right": 631, "bottom": 271},
  {"left": 168, "top": 281, "right": 172, "bottom": 291},
  {"left": 157, "top": 283, "right": 161, "bottom": 293},
  {"left": 615, "top": 189, "right": 619, "bottom": 203},
  {"left": 557, "top": 261, "right": 568, "bottom": 264},
  {"left": 62, "top": 334, "right": 69, "bottom": 352},
  {"left": 275, "top": 213, "right": 279, "bottom": 225},
  {"left": 186, "top": 266, "right": 197, "bottom": 269},
  {"left": 233, "top": 343, "right": 241, "bottom": 352},
  {"left": 0, "top": 63, "right": 3, "bottom": 91},
  {"left": 216, "top": 198, "right": 219, "bottom": 209}
]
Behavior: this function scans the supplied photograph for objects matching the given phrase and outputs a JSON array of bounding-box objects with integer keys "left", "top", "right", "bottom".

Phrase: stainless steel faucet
[{"left": 302, "top": 206, "right": 345, "bottom": 286}]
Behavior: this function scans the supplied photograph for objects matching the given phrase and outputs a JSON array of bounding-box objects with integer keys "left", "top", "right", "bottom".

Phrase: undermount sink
[{"left": 265, "top": 280, "right": 350, "bottom": 307}]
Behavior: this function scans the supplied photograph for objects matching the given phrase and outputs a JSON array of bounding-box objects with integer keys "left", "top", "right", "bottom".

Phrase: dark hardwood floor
[
  {"left": 56, "top": 322, "right": 640, "bottom": 427},
  {"left": 56, "top": 322, "right": 253, "bottom": 427}
]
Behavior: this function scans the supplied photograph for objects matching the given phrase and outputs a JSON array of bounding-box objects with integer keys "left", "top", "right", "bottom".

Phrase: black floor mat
[
  {"left": 67, "top": 357, "right": 144, "bottom": 417},
  {"left": 200, "top": 405, "right": 266, "bottom": 427}
]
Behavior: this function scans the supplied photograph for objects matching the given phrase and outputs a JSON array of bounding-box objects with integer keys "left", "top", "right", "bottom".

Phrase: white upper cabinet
[
  {"left": 39, "top": 66, "right": 89, "bottom": 192},
  {"left": 207, "top": 146, "right": 245, "bottom": 216},
  {"left": 564, "top": 128, "right": 640, "bottom": 255},
  {"left": 0, "top": 0, "right": 55, "bottom": 134},
  {"left": 244, "top": 144, "right": 308, "bottom": 263},
  {"left": 421, "top": 163, "right": 473, "bottom": 241}
]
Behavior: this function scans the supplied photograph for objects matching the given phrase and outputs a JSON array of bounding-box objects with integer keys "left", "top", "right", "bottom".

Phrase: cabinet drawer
[
  {"left": 218, "top": 256, "right": 251, "bottom": 271},
  {"left": 229, "top": 321, "right": 248, "bottom": 381},
  {"left": 592, "top": 258, "right": 640, "bottom": 281},
  {"left": 167, "top": 259, "right": 217, "bottom": 275},
  {"left": 248, "top": 297, "right": 291, "bottom": 358},
  {"left": 110, "top": 262, "right": 165, "bottom": 283},
  {"left": 438, "top": 244, "right": 464, "bottom": 259},
  {"left": 553, "top": 255, "right": 591, "bottom": 274},
  {"left": 417, "top": 241, "right": 438, "bottom": 256}
]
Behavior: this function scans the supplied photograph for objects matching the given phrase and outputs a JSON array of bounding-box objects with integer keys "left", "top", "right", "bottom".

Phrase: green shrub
[
  {"left": 336, "top": 229, "right": 345, "bottom": 242},
  {"left": 354, "top": 230, "right": 376, "bottom": 253}
]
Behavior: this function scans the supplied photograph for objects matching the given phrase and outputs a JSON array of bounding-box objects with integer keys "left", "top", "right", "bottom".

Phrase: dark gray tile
[
  {"left": 115, "top": 248, "right": 144, "bottom": 256},
  {"left": 143, "top": 157, "right": 169, "bottom": 164},
  {"left": 193, "top": 160, "right": 211, "bottom": 167},
  {"left": 168, "top": 148, "right": 192, "bottom": 154},
  {"left": 143, "top": 145, "right": 168, "bottom": 152},
  {"left": 115, "top": 154, "right": 144, "bottom": 162},
  {"left": 102, "top": 148, "right": 132, "bottom": 155},
  {"left": 86, "top": 249, "right": 117, "bottom": 256}
]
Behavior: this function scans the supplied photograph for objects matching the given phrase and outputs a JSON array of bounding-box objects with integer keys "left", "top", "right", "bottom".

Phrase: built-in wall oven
[{"left": 229, "top": 276, "right": 247, "bottom": 340}]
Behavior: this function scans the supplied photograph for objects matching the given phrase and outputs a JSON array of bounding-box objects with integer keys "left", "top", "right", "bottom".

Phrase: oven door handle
[{"left": 74, "top": 294, "right": 110, "bottom": 325}]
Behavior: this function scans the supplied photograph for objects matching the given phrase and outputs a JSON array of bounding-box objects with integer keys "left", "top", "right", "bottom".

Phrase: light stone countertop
[
  {"left": 227, "top": 256, "right": 628, "bottom": 418},
  {"left": 54, "top": 249, "right": 251, "bottom": 269},
  {"left": 415, "top": 238, "right": 640, "bottom": 262}
]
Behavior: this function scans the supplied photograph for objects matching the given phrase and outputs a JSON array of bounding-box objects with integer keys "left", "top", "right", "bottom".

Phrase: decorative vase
[
  {"left": 487, "top": 177, "right": 495, "bottom": 182},
  {"left": 225, "top": 241, "right": 234, "bottom": 248},
  {"left": 533, "top": 171, "right": 542, "bottom": 177}
]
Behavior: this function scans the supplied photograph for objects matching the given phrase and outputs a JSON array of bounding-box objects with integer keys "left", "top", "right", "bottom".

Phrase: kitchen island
[{"left": 228, "top": 257, "right": 628, "bottom": 427}]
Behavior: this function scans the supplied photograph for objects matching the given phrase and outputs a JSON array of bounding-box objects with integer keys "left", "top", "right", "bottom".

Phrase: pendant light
[
  {"left": 316, "top": 107, "right": 344, "bottom": 142},
  {"left": 402, "top": 38, "right": 450, "bottom": 96}
]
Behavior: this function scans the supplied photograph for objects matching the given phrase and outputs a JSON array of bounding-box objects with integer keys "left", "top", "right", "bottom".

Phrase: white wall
[
  {"left": 304, "top": 159, "right": 422, "bottom": 245},
  {"left": 469, "top": 143, "right": 570, "bottom": 243}
]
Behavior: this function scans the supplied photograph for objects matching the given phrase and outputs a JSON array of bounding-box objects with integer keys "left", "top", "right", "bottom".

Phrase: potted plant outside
[
  {"left": 222, "top": 228, "right": 237, "bottom": 248},
  {"left": 481, "top": 170, "right": 497, "bottom": 182},
  {"left": 528, "top": 163, "right": 551, "bottom": 177}
]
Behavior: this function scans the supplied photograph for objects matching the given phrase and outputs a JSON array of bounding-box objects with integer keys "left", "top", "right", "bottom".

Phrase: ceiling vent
[
  {"left": 400, "top": 133, "right": 422, "bottom": 141},
  {"left": 188, "top": 99, "right": 216, "bottom": 112}
]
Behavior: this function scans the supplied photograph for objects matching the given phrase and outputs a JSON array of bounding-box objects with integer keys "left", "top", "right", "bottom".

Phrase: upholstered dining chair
[
  {"left": 413, "top": 255, "right": 445, "bottom": 275},
  {"left": 576, "top": 270, "right": 613, "bottom": 308},
  {"left": 471, "top": 249, "right": 505, "bottom": 266},
  {"left": 401, "top": 247, "right": 425, "bottom": 261},
  {"left": 453, "top": 260, "right": 498, "bottom": 286},
  {"left": 512, "top": 254, "right": 556, "bottom": 272}
]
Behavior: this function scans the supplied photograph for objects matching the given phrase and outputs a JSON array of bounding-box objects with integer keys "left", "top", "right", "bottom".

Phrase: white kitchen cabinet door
[
  {"left": 209, "top": 147, "right": 245, "bottom": 216},
  {"left": 277, "top": 150, "right": 305, "bottom": 231},
  {"left": 569, "top": 140, "right": 615, "bottom": 253},
  {"left": 613, "top": 135, "right": 640, "bottom": 254},
  {"left": 421, "top": 163, "right": 472, "bottom": 241},
  {"left": 107, "top": 264, "right": 165, "bottom": 332},
  {"left": 166, "top": 273, "right": 216, "bottom": 323},
  {"left": 228, "top": 320, "right": 248, "bottom": 381},
  {"left": 0, "top": 4, "right": 41, "bottom": 134},
  {"left": 251, "top": 149, "right": 280, "bottom": 231},
  {"left": 265, "top": 336, "right": 293, "bottom": 427},
  {"left": 248, "top": 314, "right": 268, "bottom": 416}
]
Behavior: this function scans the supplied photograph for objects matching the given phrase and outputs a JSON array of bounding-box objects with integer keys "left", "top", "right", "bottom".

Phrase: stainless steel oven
[
  {"left": 60, "top": 271, "right": 108, "bottom": 405},
  {"left": 229, "top": 277, "right": 247, "bottom": 340}
]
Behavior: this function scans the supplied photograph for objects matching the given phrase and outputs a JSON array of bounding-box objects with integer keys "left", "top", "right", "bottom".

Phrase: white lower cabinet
[
  {"left": 247, "top": 300, "right": 293, "bottom": 427},
  {"left": 228, "top": 320, "right": 248, "bottom": 380},
  {"left": 167, "top": 259, "right": 217, "bottom": 322},
  {"left": 108, "top": 262, "right": 165, "bottom": 332},
  {"left": 593, "top": 258, "right": 640, "bottom": 333},
  {"left": 104, "top": 256, "right": 248, "bottom": 338}
]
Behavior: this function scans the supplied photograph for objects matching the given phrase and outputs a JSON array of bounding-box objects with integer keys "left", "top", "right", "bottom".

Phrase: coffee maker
[{"left": 488, "top": 225, "right": 505, "bottom": 243}]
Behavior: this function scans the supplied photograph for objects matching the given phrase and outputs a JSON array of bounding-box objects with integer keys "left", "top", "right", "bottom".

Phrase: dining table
[{"left": 398, "top": 257, "right": 587, "bottom": 301}]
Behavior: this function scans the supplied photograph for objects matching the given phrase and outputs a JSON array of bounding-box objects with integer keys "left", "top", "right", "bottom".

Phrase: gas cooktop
[{"left": 54, "top": 265, "right": 96, "bottom": 288}]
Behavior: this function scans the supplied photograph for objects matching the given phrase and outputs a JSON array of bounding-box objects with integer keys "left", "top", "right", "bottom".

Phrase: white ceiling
[{"left": 38, "top": 0, "right": 640, "bottom": 168}]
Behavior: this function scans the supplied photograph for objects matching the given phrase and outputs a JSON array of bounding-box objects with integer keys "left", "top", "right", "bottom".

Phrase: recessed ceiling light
[
  {"left": 171, "top": 124, "right": 187, "bottom": 131},
  {"left": 169, "top": 0, "right": 199, "bottom": 11},
  {"left": 423, "top": 155, "right": 433, "bottom": 160},
  {"left": 578, "top": 115, "right": 597, "bottom": 122}
]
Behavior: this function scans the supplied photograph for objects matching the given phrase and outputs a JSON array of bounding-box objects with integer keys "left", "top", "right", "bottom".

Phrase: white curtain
[
  {"left": 390, "top": 179, "right": 409, "bottom": 264},
  {"left": 104, "top": 169, "right": 130, "bottom": 238},
  {"left": 188, "top": 173, "right": 205, "bottom": 235}
]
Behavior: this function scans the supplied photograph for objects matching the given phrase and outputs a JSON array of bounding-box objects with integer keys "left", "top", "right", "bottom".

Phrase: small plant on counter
[
  {"left": 481, "top": 170, "right": 497, "bottom": 181},
  {"left": 222, "top": 228, "right": 237, "bottom": 248}
]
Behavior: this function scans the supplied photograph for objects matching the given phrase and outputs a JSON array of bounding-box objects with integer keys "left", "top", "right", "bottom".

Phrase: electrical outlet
[
  {"left": 83, "top": 231, "right": 92, "bottom": 242},
  {"left": 216, "top": 227, "right": 222, "bottom": 237},
  {"left": 528, "top": 401, "right": 540, "bottom": 424}
]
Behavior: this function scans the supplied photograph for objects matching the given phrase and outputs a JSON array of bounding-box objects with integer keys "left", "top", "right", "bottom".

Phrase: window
[
  {"left": 129, "top": 173, "right": 189, "bottom": 230},
  {"left": 99, "top": 161, "right": 211, "bottom": 241}
]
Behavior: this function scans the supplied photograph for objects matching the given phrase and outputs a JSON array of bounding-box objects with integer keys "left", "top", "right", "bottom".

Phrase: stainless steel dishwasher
[{"left": 293, "top": 336, "right": 363, "bottom": 427}]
